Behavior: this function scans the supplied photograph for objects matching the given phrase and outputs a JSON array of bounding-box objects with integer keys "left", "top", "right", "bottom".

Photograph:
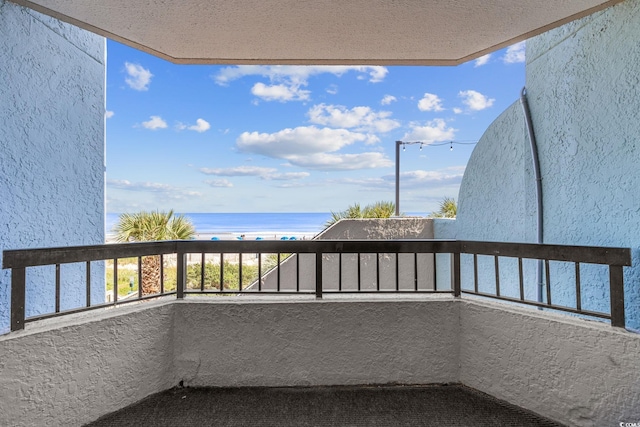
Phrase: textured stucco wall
[
  {"left": 525, "top": 0, "right": 640, "bottom": 328},
  {"left": 172, "top": 299, "right": 459, "bottom": 387},
  {"left": 0, "top": 0, "right": 106, "bottom": 334},
  {"left": 456, "top": 101, "right": 532, "bottom": 243},
  {"left": 260, "top": 218, "right": 438, "bottom": 292},
  {"left": 455, "top": 0, "right": 640, "bottom": 328},
  {"left": 455, "top": 102, "right": 541, "bottom": 300},
  {"left": 0, "top": 301, "right": 175, "bottom": 427},
  {"left": 1, "top": 298, "right": 638, "bottom": 426},
  {"left": 460, "top": 299, "right": 640, "bottom": 426}
]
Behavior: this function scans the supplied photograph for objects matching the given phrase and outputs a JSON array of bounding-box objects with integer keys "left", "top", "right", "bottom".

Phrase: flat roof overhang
[{"left": 10, "top": 0, "right": 624, "bottom": 65}]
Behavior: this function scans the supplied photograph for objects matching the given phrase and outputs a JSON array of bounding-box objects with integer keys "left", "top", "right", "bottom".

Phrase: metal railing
[{"left": 2, "top": 240, "right": 632, "bottom": 332}]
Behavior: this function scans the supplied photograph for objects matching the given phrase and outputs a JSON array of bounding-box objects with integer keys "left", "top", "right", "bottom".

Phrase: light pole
[
  {"left": 395, "top": 141, "right": 401, "bottom": 216},
  {"left": 395, "top": 140, "right": 422, "bottom": 216}
]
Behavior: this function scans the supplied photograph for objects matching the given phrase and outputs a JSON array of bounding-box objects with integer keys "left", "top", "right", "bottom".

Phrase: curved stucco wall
[
  {"left": 456, "top": 0, "right": 640, "bottom": 329},
  {"left": 525, "top": 0, "right": 640, "bottom": 329},
  {"left": 0, "top": 1, "right": 106, "bottom": 333},
  {"left": 457, "top": 101, "right": 532, "bottom": 243},
  {"left": 455, "top": 102, "right": 541, "bottom": 301}
]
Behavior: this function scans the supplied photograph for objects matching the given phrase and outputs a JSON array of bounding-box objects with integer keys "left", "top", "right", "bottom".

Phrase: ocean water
[{"left": 106, "top": 212, "right": 332, "bottom": 235}]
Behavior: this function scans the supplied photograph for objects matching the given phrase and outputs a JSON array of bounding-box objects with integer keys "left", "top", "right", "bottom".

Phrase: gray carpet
[{"left": 85, "top": 384, "right": 564, "bottom": 427}]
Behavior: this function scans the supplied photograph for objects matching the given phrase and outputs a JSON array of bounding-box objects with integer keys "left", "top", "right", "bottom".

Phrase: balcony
[{"left": 1, "top": 239, "right": 639, "bottom": 426}]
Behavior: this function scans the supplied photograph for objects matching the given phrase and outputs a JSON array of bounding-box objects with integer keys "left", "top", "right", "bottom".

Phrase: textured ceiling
[{"left": 11, "top": 0, "right": 623, "bottom": 65}]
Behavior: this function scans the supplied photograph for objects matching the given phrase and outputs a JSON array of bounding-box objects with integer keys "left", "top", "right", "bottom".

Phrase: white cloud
[
  {"left": 452, "top": 108, "right": 463, "bottom": 114},
  {"left": 251, "top": 82, "right": 310, "bottom": 102},
  {"left": 334, "top": 166, "right": 465, "bottom": 190},
  {"left": 107, "top": 179, "right": 202, "bottom": 199},
  {"left": 214, "top": 65, "right": 388, "bottom": 86},
  {"left": 326, "top": 84, "right": 339, "bottom": 95},
  {"left": 393, "top": 169, "right": 465, "bottom": 188},
  {"left": 262, "top": 172, "right": 311, "bottom": 181},
  {"left": 236, "top": 126, "right": 391, "bottom": 171},
  {"left": 289, "top": 152, "right": 392, "bottom": 171},
  {"left": 188, "top": 118, "right": 211, "bottom": 133},
  {"left": 141, "top": 116, "right": 168, "bottom": 130},
  {"left": 307, "top": 104, "right": 400, "bottom": 133},
  {"left": 503, "top": 41, "right": 526, "bottom": 64},
  {"left": 459, "top": 90, "right": 495, "bottom": 111},
  {"left": 237, "top": 126, "right": 367, "bottom": 157},
  {"left": 214, "top": 66, "right": 387, "bottom": 102},
  {"left": 402, "top": 118, "right": 456, "bottom": 143},
  {"left": 474, "top": 54, "right": 491, "bottom": 67},
  {"left": 204, "top": 179, "right": 233, "bottom": 188},
  {"left": 124, "top": 62, "right": 153, "bottom": 91},
  {"left": 200, "top": 166, "right": 277, "bottom": 177},
  {"left": 381, "top": 95, "right": 397, "bottom": 105},
  {"left": 105, "top": 110, "right": 114, "bottom": 119},
  {"left": 417, "top": 93, "right": 445, "bottom": 112},
  {"left": 200, "top": 166, "right": 310, "bottom": 181}
]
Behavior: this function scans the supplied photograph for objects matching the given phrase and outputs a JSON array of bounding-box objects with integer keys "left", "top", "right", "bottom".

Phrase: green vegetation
[
  {"left": 325, "top": 201, "right": 397, "bottom": 227},
  {"left": 186, "top": 262, "right": 258, "bottom": 290},
  {"left": 106, "top": 259, "right": 177, "bottom": 297},
  {"left": 430, "top": 197, "right": 457, "bottom": 218}
]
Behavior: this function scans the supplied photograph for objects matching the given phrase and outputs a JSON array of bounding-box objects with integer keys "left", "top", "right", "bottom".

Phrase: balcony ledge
[{"left": 0, "top": 297, "right": 638, "bottom": 426}]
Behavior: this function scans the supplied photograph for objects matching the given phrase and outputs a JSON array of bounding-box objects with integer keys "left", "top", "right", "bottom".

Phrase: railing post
[
  {"left": 315, "top": 251, "right": 323, "bottom": 299},
  {"left": 11, "top": 267, "right": 26, "bottom": 331},
  {"left": 609, "top": 265, "right": 625, "bottom": 328},
  {"left": 176, "top": 251, "right": 186, "bottom": 299},
  {"left": 453, "top": 252, "right": 461, "bottom": 297}
]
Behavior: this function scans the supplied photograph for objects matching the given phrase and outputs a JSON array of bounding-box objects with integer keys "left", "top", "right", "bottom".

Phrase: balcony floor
[{"left": 85, "top": 384, "right": 563, "bottom": 427}]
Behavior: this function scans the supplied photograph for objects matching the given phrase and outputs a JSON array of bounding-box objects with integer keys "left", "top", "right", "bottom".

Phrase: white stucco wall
[
  {"left": 172, "top": 298, "right": 459, "bottom": 388},
  {"left": 1, "top": 298, "right": 638, "bottom": 426},
  {"left": 455, "top": 0, "right": 640, "bottom": 328},
  {"left": 0, "top": 0, "right": 106, "bottom": 333},
  {"left": 0, "top": 301, "right": 175, "bottom": 427},
  {"left": 460, "top": 299, "right": 640, "bottom": 426}
]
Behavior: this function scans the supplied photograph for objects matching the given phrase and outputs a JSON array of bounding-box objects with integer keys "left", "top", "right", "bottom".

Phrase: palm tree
[
  {"left": 430, "top": 197, "right": 457, "bottom": 218},
  {"left": 325, "top": 201, "right": 397, "bottom": 227},
  {"left": 114, "top": 210, "right": 195, "bottom": 295},
  {"left": 363, "top": 201, "right": 396, "bottom": 219}
]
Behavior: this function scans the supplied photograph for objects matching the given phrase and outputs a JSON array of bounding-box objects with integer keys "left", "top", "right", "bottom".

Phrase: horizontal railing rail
[{"left": 2, "top": 240, "right": 632, "bottom": 332}]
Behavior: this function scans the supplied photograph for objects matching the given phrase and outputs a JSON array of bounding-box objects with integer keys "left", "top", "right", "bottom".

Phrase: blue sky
[{"left": 106, "top": 40, "right": 525, "bottom": 214}]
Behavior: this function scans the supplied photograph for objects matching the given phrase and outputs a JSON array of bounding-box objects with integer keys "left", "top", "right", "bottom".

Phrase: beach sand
[{"left": 106, "top": 231, "right": 318, "bottom": 244}]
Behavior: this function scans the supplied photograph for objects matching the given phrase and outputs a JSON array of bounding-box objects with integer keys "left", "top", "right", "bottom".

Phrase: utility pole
[{"left": 395, "top": 141, "right": 401, "bottom": 216}]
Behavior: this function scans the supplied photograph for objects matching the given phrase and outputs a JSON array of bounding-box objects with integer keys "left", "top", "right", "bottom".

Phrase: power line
[
  {"left": 395, "top": 139, "right": 479, "bottom": 215},
  {"left": 398, "top": 140, "right": 478, "bottom": 151}
]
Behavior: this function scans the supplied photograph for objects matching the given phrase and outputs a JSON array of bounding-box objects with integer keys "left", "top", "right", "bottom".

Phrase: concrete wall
[
  {"left": 1, "top": 298, "right": 638, "bottom": 426},
  {"left": 259, "top": 218, "right": 439, "bottom": 292},
  {"left": 460, "top": 299, "right": 640, "bottom": 426},
  {"left": 172, "top": 299, "right": 459, "bottom": 387},
  {"left": 0, "top": 1, "right": 106, "bottom": 334},
  {"left": 455, "top": 0, "right": 640, "bottom": 328},
  {"left": 0, "top": 301, "right": 175, "bottom": 427}
]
